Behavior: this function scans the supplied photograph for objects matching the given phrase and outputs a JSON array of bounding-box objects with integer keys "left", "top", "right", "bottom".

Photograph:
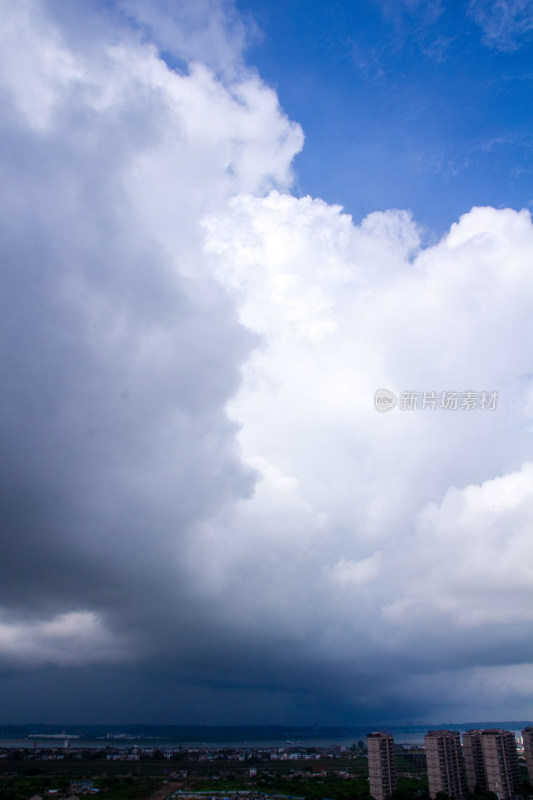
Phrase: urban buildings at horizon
[{"left": 368, "top": 726, "right": 533, "bottom": 800}]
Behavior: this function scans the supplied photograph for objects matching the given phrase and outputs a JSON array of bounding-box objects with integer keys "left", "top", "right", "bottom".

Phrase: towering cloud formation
[
  {"left": 0, "top": 0, "right": 532, "bottom": 723},
  {"left": 0, "top": 0, "right": 301, "bottom": 670}
]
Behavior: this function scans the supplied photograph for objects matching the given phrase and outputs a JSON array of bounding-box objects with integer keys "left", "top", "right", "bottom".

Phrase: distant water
[{"left": 0, "top": 730, "right": 525, "bottom": 750}]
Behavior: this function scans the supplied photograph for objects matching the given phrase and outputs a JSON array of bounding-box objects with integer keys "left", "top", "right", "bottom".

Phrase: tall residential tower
[
  {"left": 523, "top": 727, "right": 533, "bottom": 785},
  {"left": 424, "top": 730, "right": 465, "bottom": 800},
  {"left": 367, "top": 732, "right": 397, "bottom": 800},
  {"left": 463, "top": 730, "right": 486, "bottom": 793},
  {"left": 463, "top": 729, "right": 519, "bottom": 800}
]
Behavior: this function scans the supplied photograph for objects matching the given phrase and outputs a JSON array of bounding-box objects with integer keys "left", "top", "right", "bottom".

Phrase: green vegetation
[
  {"left": 10, "top": 751, "right": 526, "bottom": 800},
  {"left": 200, "top": 770, "right": 427, "bottom": 800},
  {"left": 91, "top": 776, "right": 161, "bottom": 800},
  {"left": 0, "top": 776, "right": 70, "bottom": 800},
  {"left": 0, "top": 775, "right": 160, "bottom": 800}
]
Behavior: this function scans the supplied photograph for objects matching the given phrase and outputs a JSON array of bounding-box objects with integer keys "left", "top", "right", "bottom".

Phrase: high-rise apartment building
[
  {"left": 424, "top": 730, "right": 466, "bottom": 800},
  {"left": 481, "top": 729, "right": 519, "bottom": 800},
  {"left": 463, "top": 730, "right": 486, "bottom": 793},
  {"left": 367, "top": 732, "right": 397, "bottom": 800},
  {"left": 463, "top": 729, "right": 519, "bottom": 800},
  {"left": 523, "top": 727, "right": 533, "bottom": 785}
]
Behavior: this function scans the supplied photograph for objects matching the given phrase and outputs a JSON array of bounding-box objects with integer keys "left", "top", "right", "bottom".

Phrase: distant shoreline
[{"left": 0, "top": 723, "right": 531, "bottom": 749}]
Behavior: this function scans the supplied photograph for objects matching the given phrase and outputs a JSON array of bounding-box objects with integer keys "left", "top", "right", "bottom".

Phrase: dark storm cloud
[
  {"left": 0, "top": 0, "right": 286, "bottom": 668},
  {"left": 0, "top": 111, "right": 252, "bottom": 617}
]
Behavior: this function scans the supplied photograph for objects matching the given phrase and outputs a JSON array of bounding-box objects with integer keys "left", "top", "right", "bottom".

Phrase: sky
[{"left": 1, "top": 0, "right": 533, "bottom": 727}]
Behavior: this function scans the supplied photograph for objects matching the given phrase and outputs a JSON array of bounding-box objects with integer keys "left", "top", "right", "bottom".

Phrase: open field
[{"left": 0, "top": 756, "right": 430, "bottom": 800}]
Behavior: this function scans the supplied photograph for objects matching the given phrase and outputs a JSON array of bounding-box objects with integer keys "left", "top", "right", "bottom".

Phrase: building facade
[
  {"left": 424, "top": 730, "right": 466, "bottom": 800},
  {"left": 463, "top": 729, "right": 519, "bottom": 800},
  {"left": 367, "top": 732, "right": 397, "bottom": 800},
  {"left": 482, "top": 729, "right": 519, "bottom": 800},
  {"left": 463, "top": 730, "right": 487, "bottom": 793},
  {"left": 523, "top": 727, "right": 533, "bottom": 785}
]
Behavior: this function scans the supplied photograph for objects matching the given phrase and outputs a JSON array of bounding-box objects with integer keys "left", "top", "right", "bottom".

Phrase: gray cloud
[{"left": 0, "top": 0, "right": 297, "bottom": 674}]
